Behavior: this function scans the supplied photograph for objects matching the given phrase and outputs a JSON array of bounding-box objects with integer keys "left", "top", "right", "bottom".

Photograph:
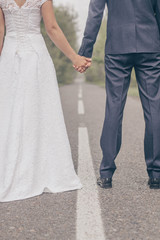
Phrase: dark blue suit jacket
[{"left": 79, "top": 0, "right": 160, "bottom": 57}]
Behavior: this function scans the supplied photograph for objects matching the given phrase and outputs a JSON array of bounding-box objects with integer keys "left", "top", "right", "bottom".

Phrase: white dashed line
[
  {"left": 76, "top": 127, "right": 105, "bottom": 240},
  {"left": 78, "top": 99, "right": 85, "bottom": 115},
  {"left": 78, "top": 85, "right": 84, "bottom": 115},
  {"left": 78, "top": 86, "right": 83, "bottom": 99}
]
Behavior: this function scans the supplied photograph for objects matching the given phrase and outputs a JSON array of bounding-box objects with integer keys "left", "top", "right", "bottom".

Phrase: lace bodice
[
  {"left": 0, "top": 0, "right": 50, "bottom": 10},
  {"left": 0, "top": 0, "right": 51, "bottom": 51},
  {"left": 0, "top": 0, "right": 51, "bottom": 35}
]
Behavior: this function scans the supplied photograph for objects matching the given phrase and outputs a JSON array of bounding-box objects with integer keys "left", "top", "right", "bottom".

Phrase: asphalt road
[{"left": 0, "top": 78, "right": 160, "bottom": 240}]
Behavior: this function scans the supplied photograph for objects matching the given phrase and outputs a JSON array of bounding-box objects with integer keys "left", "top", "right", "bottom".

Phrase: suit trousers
[{"left": 100, "top": 53, "right": 160, "bottom": 179}]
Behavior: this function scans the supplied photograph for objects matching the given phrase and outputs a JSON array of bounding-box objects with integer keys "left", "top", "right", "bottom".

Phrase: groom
[{"left": 78, "top": 0, "right": 160, "bottom": 189}]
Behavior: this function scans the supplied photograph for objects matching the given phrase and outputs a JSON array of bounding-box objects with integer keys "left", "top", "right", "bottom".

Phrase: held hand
[
  {"left": 75, "top": 59, "right": 92, "bottom": 73},
  {"left": 72, "top": 55, "right": 92, "bottom": 73}
]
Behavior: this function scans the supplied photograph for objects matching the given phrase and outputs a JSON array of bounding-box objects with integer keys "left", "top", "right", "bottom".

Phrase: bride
[{"left": 0, "top": 0, "right": 91, "bottom": 202}]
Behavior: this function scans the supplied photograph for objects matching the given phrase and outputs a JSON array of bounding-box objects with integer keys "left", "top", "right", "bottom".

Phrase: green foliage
[
  {"left": 84, "top": 17, "right": 106, "bottom": 84},
  {"left": 41, "top": 6, "right": 78, "bottom": 84},
  {"left": 131, "top": 68, "right": 138, "bottom": 87},
  {"left": 130, "top": 69, "right": 139, "bottom": 97}
]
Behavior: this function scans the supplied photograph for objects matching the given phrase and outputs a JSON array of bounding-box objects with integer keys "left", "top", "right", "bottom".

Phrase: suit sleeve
[
  {"left": 155, "top": 0, "right": 160, "bottom": 32},
  {"left": 78, "top": 0, "right": 106, "bottom": 58}
]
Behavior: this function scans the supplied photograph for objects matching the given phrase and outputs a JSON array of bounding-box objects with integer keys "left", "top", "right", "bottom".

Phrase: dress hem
[{"left": 0, "top": 184, "right": 83, "bottom": 203}]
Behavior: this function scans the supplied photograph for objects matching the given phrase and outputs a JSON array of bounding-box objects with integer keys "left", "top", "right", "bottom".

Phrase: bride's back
[
  {"left": 0, "top": 0, "right": 50, "bottom": 53},
  {"left": 0, "top": 0, "right": 45, "bottom": 36}
]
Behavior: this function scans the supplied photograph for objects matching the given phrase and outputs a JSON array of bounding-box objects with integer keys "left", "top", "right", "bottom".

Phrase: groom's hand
[{"left": 73, "top": 56, "right": 92, "bottom": 73}]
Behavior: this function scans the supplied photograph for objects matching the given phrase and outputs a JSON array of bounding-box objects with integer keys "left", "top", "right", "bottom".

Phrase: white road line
[
  {"left": 76, "top": 127, "right": 105, "bottom": 240},
  {"left": 78, "top": 99, "right": 85, "bottom": 115},
  {"left": 78, "top": 86, "right": 83, "bottom": 99}
]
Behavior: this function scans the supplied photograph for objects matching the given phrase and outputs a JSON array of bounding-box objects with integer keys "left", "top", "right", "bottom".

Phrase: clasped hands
[{"left": 72, "top": 54, "right": 92, "bottom": 73}]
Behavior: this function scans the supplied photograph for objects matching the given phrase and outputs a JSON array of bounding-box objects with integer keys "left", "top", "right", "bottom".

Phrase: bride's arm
[
  {"left": 41, "top": 1, "right": 91, "bottom": 70},
  {"left": 0, "top": 8, "right": 5, "bottom": 55}
]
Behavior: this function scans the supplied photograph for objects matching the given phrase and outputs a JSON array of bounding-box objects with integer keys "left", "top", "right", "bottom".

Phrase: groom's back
[
  {"left": 106, "top": 0, "right": 160, "bottom": 53},
  {"left": 79, "top": 0, "right": 160, "bottom": 57}
]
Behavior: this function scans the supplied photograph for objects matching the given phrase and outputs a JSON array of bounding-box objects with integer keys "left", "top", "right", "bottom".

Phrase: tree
[{"left": 41, "top": 6, "right": 78, "bottom": 84}]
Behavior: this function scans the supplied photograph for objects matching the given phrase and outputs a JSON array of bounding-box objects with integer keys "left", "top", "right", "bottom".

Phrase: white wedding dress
[{"left": 0, "top": 0, "right": 82, "bottom": 202}]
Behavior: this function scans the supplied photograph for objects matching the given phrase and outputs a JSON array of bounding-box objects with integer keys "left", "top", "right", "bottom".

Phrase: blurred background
[{"left": 41, "top": 0, "right": 138, "bottom": 96}]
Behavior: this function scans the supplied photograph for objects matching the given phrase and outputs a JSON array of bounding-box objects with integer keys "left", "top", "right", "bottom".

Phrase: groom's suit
[{"left": 79, "top": 0, "right": 160, "bottom": 179}]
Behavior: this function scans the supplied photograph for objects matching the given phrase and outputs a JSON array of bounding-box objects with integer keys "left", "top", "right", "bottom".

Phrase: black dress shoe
[
  {"left": 97, "top": 177, "right": 112, "bottom": 189},
  {"left": 149, "top": 178, "right": 160, "bottom": 189}
]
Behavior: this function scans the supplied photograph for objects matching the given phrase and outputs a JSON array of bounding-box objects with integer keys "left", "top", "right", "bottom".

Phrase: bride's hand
[
  {"left": 74, "top": 58, "right": 92, "bottom": 73},
  {"left": 72, "top": 54, "right": 92, "bottom": 73}
]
